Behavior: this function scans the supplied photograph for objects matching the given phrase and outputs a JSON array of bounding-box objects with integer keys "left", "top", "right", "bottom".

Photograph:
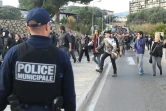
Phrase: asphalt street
[{"left": 85, "top": 50, "right": 166, "bottom": 111}]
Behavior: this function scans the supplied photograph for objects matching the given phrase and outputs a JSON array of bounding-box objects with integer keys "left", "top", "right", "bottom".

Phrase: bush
[
  {"left": 150, "top": 22, "right": 166, "bottom": 39},
  {"left": 129, "top": 23, "right": 155, "bottom": 35},
  {"left": 129, "top": 22, "right": 166, "bottom": 39},
  {"left": 66, "top": 16, "right": 76, "bottom": 30}
]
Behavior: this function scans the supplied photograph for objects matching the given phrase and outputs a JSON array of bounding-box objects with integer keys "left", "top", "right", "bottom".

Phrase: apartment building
[
  {"left": 129, "top": 0, "right": 166, "bottom": 13},
  {"left": 0, "top": 0, "right": 2, "bottom": 7}
]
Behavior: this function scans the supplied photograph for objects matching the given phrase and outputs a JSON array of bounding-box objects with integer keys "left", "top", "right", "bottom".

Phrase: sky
[{"left": 2, "top": 0, "right": 131, "bottom": 13}]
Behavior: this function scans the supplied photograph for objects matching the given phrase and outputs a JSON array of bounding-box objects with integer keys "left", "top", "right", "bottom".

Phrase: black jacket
[
  {"left": 151, "top": 42, "right": 164, "bottom": 57},
  {"left": 15, "top": 39, "right": 23, "bottom": 45}
]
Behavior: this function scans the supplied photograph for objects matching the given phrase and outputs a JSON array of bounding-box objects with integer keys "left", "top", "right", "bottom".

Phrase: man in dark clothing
[
  {"left": 74, "top": 33, "right": 81, "bottom": 56},
  {"left": 2, "top": 28, "right": 9, "bottom": 37},
  {"left": 50, "top": 31, "right": 58, "bottom": 46},
  {"left": 147, "top": 35, "right": 153, "bottom": 50},
  {"left": 159, "top": 33, "right": 163, "bottom": 41},
  {"left": 58, "top": 26, "right": 72, "bottom": 57},
  {"left": 68, "top": 30, "right": 76, "bottom": 63},
  {"left": 78, "top": 34, "right": 90, "bottom": 62},
  {"left": 0, "top": 8, "right": 76, "bottom": 111}
]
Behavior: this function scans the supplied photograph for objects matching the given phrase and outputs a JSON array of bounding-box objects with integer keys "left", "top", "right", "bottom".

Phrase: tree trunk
[{"left": 55, "top": 8, "right": 60, "bottom": 24}]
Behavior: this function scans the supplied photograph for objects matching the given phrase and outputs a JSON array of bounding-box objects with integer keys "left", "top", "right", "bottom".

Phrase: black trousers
[
  {"left": 70, "top": 49, "right": 76, "bottom": 61},
  {"left": 147, "top": 43, "right": 152, "bottom": 50},
  {"left": 78, "top": 48, "right": 90, "bottom": 62},
  {"left": 100, "top": 52, "right": 117, "bottom": 74}
]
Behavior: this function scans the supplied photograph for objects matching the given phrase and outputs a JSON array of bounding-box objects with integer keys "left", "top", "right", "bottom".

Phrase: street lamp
[{"left": 91, "top": 0, "right": 101, "bottom": 35}]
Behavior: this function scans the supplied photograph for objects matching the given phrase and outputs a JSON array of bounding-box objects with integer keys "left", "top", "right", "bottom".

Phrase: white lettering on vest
[
  {"left": 18, "top": 63, "right": 24, "bottom": 72},
  {"left": 15, "top": 62, "right": 56, "bottom": 83},
  {"left": 24, "top": 64, "right": 31, "bottom": 73}
]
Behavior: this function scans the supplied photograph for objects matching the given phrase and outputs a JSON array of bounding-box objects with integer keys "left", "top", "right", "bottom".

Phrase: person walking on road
[
  {"left": 117, "top": 33, "right": 124, "bottom": 57},
  {"left": 74, "top": 33, "right": 81, "bottom": 56},
  {"left": 147, "top": 35, "right": 153, "bottom": 50},
  {"left": 133, "top": 31, "right": 146, "bottom": 75},
  {"left": 68, "top": 30, "right": 76, "bottom": 63},
  {"left": 96, "top": 30, "right": 119, "bottom": 77},
  {"left": 0, "top": 8, "right": 76, "bottom": 111},
  {"left": 89, "top": 29, "right": 104, "bottom": 71},
  {"left": 151, "top": 34, "right": 165, "bottom": 77},
  {"left": 78, "top": 34, "right": 90, "bottom": 63}
]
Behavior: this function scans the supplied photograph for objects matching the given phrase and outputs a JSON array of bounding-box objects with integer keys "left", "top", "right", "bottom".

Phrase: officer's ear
[
  {"left": 46, "top": 22, "right": 51, "bottom": 31},
  {"left": 26, "top": 24, "right": 31, "bottom": 33}
]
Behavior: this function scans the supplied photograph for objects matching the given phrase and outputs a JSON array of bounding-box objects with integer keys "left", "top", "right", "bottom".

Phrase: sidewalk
[{"left": 71, "top": 60, "right": 101, "bottom": 111}]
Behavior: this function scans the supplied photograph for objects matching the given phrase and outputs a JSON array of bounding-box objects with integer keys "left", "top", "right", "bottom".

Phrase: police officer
[{"left": 0, "top": 8, "right": 76, "bottom": 111}]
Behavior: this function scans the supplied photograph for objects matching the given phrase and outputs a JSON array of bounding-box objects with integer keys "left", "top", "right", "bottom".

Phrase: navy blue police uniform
[{"left": 0, "top": 8, "right": 76, "bottom": 111}]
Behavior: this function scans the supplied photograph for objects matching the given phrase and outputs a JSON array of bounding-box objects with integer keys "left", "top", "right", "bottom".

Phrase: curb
[{"left": 76, "top": 64, "right": 109, "bottom": 111}]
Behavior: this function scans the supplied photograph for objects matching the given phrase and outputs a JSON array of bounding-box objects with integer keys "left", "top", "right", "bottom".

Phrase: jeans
[
  {"left": 136, "top": 54, "right": 144, "bottom": 72},
  {"left": 93, "top": 54, "right": 101, "bottom": 67},
  {"left": 152, "top": 56, "right": 162, "bottom": 75},
  {"left": 100, "top": 52, "right": 117, "bottom": 74}
]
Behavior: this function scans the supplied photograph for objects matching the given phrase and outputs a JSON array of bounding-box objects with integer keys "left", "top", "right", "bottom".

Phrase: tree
[
  {"left": 127, "top": 7, "right": 166, "bottom": 24},
  {"left": 64, "top": 6, "right": 107, "bottom": 34},
  {"left": 0, "top": 6, "right": 22, "bottom": 19},
  {"left": 19, "top": 0, "right": 93, "bottom": 23}
]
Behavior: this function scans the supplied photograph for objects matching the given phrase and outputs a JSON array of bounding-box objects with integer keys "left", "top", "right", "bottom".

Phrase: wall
[
  {"left": 0, "top": 19, "right": 58, "bottom": 34},
  {"left": 0, "top": 19, "right": 27, "bottom": 34}
]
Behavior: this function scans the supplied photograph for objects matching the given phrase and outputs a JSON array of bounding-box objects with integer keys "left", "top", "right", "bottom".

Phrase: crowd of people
[{"left": 1, "top": 24, "right": 166, "bottom": 77}]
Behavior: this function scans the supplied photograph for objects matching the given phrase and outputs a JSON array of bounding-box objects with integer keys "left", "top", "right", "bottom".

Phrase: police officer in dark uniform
[{"left": 0, "top": 8, "right": 76, "bottom": 111}]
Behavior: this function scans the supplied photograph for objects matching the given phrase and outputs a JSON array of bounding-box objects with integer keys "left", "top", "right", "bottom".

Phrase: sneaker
[
  {"left": 112, "top": 74, "right": 117, "bottom": 77},
  {"left": 87, "top": 61, "right": 90, "bottom": 63},
  {"left": 74, "top": 60, "right": 76, "bottom": 63},
  {"left": 95, "top": 65, "right": 100, "bottom": 70},
  {"left": 160, "top": 70, "right": 162, "bottom": 75},
  {"left": 141, "top": 70, "right": 144, "bottom": 74},
  {"left": 138, "top": 71, "right": 143, "bottom": 75},
  {"left": 96, "top": 69, "right": 103, "bottom": 73}
]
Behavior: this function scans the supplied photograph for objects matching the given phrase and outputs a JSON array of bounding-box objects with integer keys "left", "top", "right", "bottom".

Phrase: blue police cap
[{"left": 26, "top": 8, "right": 51, "bottom": 27}]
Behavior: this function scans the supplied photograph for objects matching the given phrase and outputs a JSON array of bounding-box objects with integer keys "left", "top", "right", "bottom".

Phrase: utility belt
[{"left": 8, "top": 94, "right": 63, "bottom": 111}]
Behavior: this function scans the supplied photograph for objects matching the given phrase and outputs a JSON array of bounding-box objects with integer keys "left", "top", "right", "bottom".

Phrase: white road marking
[
  {"left": 127, "top": 57, "right": 136, "bottom": 65},
  {"left": 86, "top": 63, "right": 112, "bottom": 111}
]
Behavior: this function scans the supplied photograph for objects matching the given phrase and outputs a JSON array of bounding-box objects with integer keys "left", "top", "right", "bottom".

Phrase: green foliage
[
  {"left": 19, "top": 0, "right": 93, "bottom": 23},
  {"left": 0, "top": 6, "right": 22, "bottom": 19},
  {"left": 61, "top": 17, "right": 67, "bottom": 25},
  {"left": 150, "top": 22, "right": 166, "bottom": 39},
  {"left": 127, "top": 7, "right": 166, "bottom": 24},
  {"left": 129, "top": 22, "right": 166, "bottom": 39},
  {"left": 64, "top": 6, "right": 107, "bottom": 34},
  {"left": 66, "top": 16, "right": 76, "bottom": 30}
]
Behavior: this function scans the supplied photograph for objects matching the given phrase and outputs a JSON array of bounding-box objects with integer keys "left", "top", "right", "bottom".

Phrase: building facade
[
  {"left": 129, "top": 0, "right": 166, "bottom": 13},
  {"left": 0, "top": 0, "right": 2, "bottom": 7}
]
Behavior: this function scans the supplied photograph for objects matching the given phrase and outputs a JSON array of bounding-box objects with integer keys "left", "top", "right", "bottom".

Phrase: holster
[
  {"left": 7, "top": 94, "right": 24, "bottom": 111},
  {"left": 52, "top": 96, "right": 63, "bottom": 111}
]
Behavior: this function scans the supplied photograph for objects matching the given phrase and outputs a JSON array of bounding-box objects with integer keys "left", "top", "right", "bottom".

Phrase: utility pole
[
  {"left": 91, "top": 0, "right": 101, "bottom": 35},
  {"left": 102, "top": 10, "right": 104, "bottom": 32}
]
